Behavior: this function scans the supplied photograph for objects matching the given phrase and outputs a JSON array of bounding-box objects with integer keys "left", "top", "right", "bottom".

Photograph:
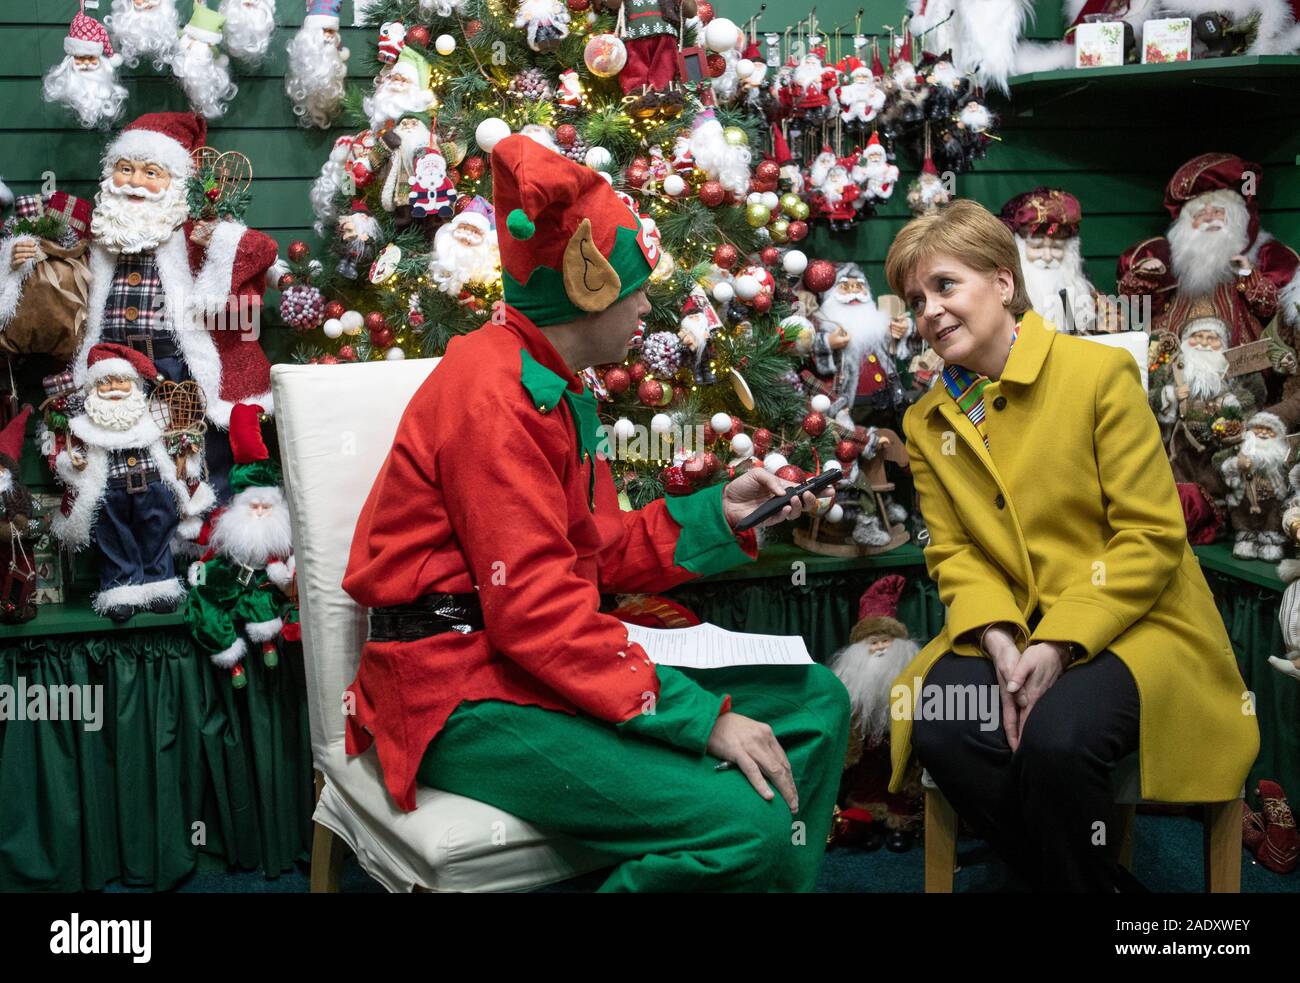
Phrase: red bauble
[
  {"left": 324, "top": 300, "right": 346, "bottom": 321},
  {"left": 661, "top": 465, "right": 693, "bottom": 496},
  {"left": 775, "top": 464, "right": 807, "bottom": 484},
  {"left": 604, "top": 365, "right": 631, "bottom": 394},
  {"left": 337, "top": 345, "right": 356, "bottom": 362},
  {"left": 760, "top": 246, "right": 780, "bottom": 266},
  {"left": 288, "top": 240, "right": 310, "bottom": 262},
  {"left": 406, "top": 25, "right": 430, "bottom": 48},
  {"left": 278, "top": 273, "right": 295, "bottom": 288},
  {"left": 752, "top": 428, "right": 773, "bottom": 456},
  {"left": 370, "top": 327, "right": 394, "bottom": 349},
  {"left": 755, "top": 160, "right": 779, "bottom": 184},
  {"left": 567, "top": 0, "right": 590, "bottom": 9},
  {"left": 464, "top": 19, "right": 482, "bottom": 38},
  {"left": 712, "top": 243, "right": 740, "bottom": 269},
  {"left": 751, "top": 292, "right": 772, "bottom": 314},
  {"left": 672, "top": 383, "right": 688, "bottom": 404},
  {"left": 624, "top": 163, "right": 650, "bottom": 188},
  {"left": 836, "top": 439, "right": 862, "bottom": 464},
  {"left": 700, "top": 451, "right": 720, "bottom": 476},
  {"left": 697, "top": 1, "right": 714, "bottom": 23},
  {"left": 698, "top": 181, "right": 726, "bottom": 207},
  {"left": 702, "top": 423, "right": 718, "bottom": 444},
  {"left": 630, "top": 155, "right": 650, "bottom": 169},
  {"left": 319, "top": 354, "right": 339, "bottom": 365},
  {"left": 461, "top": 156, "right": 484, "bottom": 181},
  {"left": 629, "top": 361, "right": 647, "bottom": 383},
  {"left": 637, "top": 378, "right": 665, "bottom": 407},
  {"left": 205, "top": 187, "right": 220, "bottom": 202},
  {"left": 802, "top": 411, "right": 827, "bottom": 437},
  {"left": 409, "top": 312, "right": 425, "bottom": 327},
  {"left": 725, "top": 415, "right": 744, "bottom": 439},
  {"left": 556, "top": 123, "right": 578, "bottom": 147},
  {"left": 364, "top": 311, "right": 388, "bottom": 333},
  {"left": 706, "top": 53, "right": 726, "bottom": 77},
  {"left": 788, "top": 220, "right": 809, "bottom": 242},
  {"left": 803, "top": 259, "right": 837, "bottom": 293}
]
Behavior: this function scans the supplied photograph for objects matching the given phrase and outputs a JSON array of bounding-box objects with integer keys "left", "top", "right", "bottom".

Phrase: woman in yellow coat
[{"left": 884, "top": 200, "right": 1259, "bottom": 891}]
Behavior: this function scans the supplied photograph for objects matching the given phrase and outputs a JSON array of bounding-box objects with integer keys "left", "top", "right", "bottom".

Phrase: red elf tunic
[{"left": 342, "top": 305, "right": 759, "bottom": 811}]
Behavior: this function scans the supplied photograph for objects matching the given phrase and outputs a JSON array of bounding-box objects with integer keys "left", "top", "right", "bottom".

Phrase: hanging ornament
[
  {"left": 760, "top": 246, "right": 780, "bottom": 266},
  {"left": 836, "top": 439, "right": 862, "bottom": 464},
  {"left": 722, "top": 126, "right": 748, "bottom": 147},
  {"left": 406, "top": 25, "right": 430, "bottom": 48},
  {"left": 782, "top": 249, "right": 808, "bottom": 275},
  {"left": 555, "top": 123, "right": 578, "bottom": 147},
  {"left": 624, "top": 161, "right": 651, "bottom": 189},
  {"left": 751, "top": 293, "right": 772, "bottom": 314},
  {"left": 435, "top": 34, "right": 456, "bottom": 55},
  {"left": 752, "top": 428, "right": 773, "bottom": 457},
  {"left": 711, "top": 280, "right": 735, "bottom": 305},
  {"left": 706, "top": 53, "right": 726, "bottom": 77},
  {"left": 734, "top": 274, "right": 761, "bottom": 301},
  {"left": 637, "top": 378, "right": 668, "bottom": 407},
  {"left": 461, "top": 156, "right": 485, "bottom": 181},
  {"left": 279, "top": 284, "right": 325, "bottom": 331},
  {"left": 604, "top": 365, "right": 631, "bottom": 394},
  {"left": 337, "top": 345, "right": 356, "bottom": 361},
  {"left": 324, "top": 300, "right": 346, "bottom": 321},
  {"left": 663, "top": 174, "right": 686, "bottom": 196},
  {"left": 629, "top": 361, "right": 647, "bottom": 383},
  {"left": 661, "top": 465, "right": 693, "bottom": 495},
  {"left": 323, "top": 318, "right": 344, "bottom": 339},
  {"left": 288, "top": 240, "right": 310, "bottom": 262},
  {"left": 713, "top": 243, "right": 740, "bottom": 269},
  {"left": 755, "top": 160, "right": 780, "bottom": 185},
  {"left": 370, "top": 326, "right": 395, "bottom": 349},
  {"left": 770, "top": 220, "right": 790, "bottom": 243},
  {"left": 730, "top": 432, "right": 754, "bottom": 457},
  {"left": 803, "top": 259, "right": 836, "bottom": 293},
  {"left": 369, "top": 243, "right": 402, "bottom": 284},
  {"left": 364, "top": 311, "right": 389, "bottom": 334},
  {"left": 787, "top": 219, "right": 809, "bottom": 242},
  {"left": 508, "top": 66, "right": 554, "bottom": 100},
  {"left": 585, "top": 146, "right": 613, "bottom": 171},
  {"left": 568, "top": 0, "right": 591, "bottom": 9},
  {"left": 340, "top": 310, "right": 364, "bottom": 336},
  {"left": 775, "top": 463, "right": 806, "bottom": 483},
  {"left": 698, "top": 181, "right": 726, "bottom": 207},
  {"left": 584, "top": 33, "right": 627, "bottom": 77},
  {"left": 642, "top": 332, "right": 684, "bottom": 376},
  {"left": 802, "top": 412, "right": 827, "bottom": 437},
  {"left": 696, "top": 1, "right": 714, "bottom": 23}
]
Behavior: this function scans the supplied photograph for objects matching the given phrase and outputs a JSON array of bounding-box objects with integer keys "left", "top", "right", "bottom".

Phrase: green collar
[{"left": 519, "top": 349, "right": 601, "bottom": 510}]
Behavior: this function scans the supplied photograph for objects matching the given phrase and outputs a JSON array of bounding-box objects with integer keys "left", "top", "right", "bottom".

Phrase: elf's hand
[
  {"left": 1005, "top": 642, "right": 1070, "bottom": 737},
  {"left": 722, "top": 466, "right": 834, "bottom": 530},
  {"left": 707, "top": 711, "right": 799, "bottom": 813}
]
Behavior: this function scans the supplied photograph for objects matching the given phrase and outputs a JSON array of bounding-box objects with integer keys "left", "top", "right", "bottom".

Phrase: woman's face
[{"left": 903, "top": 253, "right": 1014, "bottom": 366}]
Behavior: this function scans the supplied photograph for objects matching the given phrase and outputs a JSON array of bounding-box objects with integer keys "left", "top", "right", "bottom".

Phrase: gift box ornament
[
  {"left": 1142, "top": 18, "right": 1192, "bottom": 63},
  {"left": 1075, "top": 21, "right": 1126, "bottom": 68}
]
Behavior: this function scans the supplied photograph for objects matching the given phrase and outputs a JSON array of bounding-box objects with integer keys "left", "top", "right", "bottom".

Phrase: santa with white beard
[
  {"left": 219, "top": 0, "right": 277, "bottom": 66},
  {"left": 363, "top": 47, "right": 436, "bottom": 133},
  {"left": 373, "top": 112, "right": 436, "bottom": 228},
  {"left": 688, "top": 116, "right": 751, "bottom": 197},
  {"left": 43, "top": 10, "right": 129, "bottom": 130},
  {"left": 837, "top": 65, "right": 886, "bottom": 126},
  {"left": 429, "top": 210, "right": 500, "bottom": 296},
  {"left": 52, "top": 344, "right": 216, "bottom": 622},
  {"left": 286, "top": 0, "right": 351, "bottom": 129},
  {"left": 0, "top": 112, "right": 279, "bottom": 498},
  {"left": 169, "top": 2, "right": 239, "bottom": 119},
  {"left": 853, "top": 132, "right": 899, "bottom": 207},
  {"left": 310, "top": 134, "right": 356, "bottom": 234},
  {"left": 1222, "top": 410, "right": 1294, "bottom": 560},
  {"left": 792, "top": 49, "right": 832, "bottom": 114},
  {"left": 105, "top": 0, "right": 180, "bottom": 70},
  {"left": 810, "top": 263, "right": 908, "bottom": 430},
  {"left": 1000, "top": 187, "right": 1100, "bottom": 334},
  {"left": 1119, "top": 153, "right": 1300, "bottom": 422}
]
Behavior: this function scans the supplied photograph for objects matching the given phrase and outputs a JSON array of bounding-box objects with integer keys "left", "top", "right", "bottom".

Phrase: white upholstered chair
[{"left": 271, "top": 359, "right": 607, "bottom": 892}]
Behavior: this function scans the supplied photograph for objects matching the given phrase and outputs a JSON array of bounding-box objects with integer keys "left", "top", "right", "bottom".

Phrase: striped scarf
[{"left": 941, "top": 324, "right": 1020, "bottom": 449}]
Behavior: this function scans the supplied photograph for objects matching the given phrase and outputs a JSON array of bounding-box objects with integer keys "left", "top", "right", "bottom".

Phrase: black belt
[
  {"left": 106, "top": 332, "right": 181, "bottom": 363},
  {"left": 367, "top": 591, "right": 483, "bottom": 642},
  {"left": 108, "top": 469, "right": 159, "bottom": 493}
]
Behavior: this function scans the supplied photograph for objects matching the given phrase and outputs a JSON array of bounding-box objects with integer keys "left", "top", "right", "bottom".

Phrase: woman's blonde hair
[{"left": 884, "top": 199, "right": 1032, "bottom": 319}]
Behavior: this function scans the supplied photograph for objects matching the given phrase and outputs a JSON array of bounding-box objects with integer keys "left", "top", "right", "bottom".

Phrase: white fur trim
[
  {"left": 183, "top": 478, "right": 216, "bottom": 518},
  {"left": 86, "top": 357, "right": 140, "bottom": 383},
  {"left": 103, "top": 130, "right": 194, "bottom": 181},
  {"left": 187, "top": 559, "right": 206, "bottom": 586},
  {"left": 69, "top": 411, "right": 162, "bottom": 450},
  {"left": 65, "top": 37, "right": 105, "bottom": 57},
  {"left": 51, "top": 447, "right": 108, "bottom": 549},
  {"left": 210, "top": 637, "right": 248, "bottom": 669},
  {"left": 185, "top": 26, "right": 223, "bottom": 45},
  {"left": 303, "top": 14, "right": 340, "bottom": 29},
  {"left": 265, "top": 556, "right": 294, "bottom": 591},
  {"left": 92, "top": 577, "right": 184, "bottom": 614},
  {"left": 245, "top": 616, "right": 283, "bottom": 643},
  {"left": 265, "top": 258, "right": 288, "bottom": 291},
  {"left": 1281, "top": 267, "right": 1300, "bottom": 326},
  {"left": 1249, "top": 410, "right": 1287, "bottom": 436},
  {"left": 0, "top": 236, "right": 38, "bottom": 328},
  {"left": 1278, "top": 559, "right": 1300, "bottom": 584},
  {"left": 0, "top": 470, "right": 12, "bottom": 495},
  {"left": 1013, "top": 40, "right": 1074, "bottom": 75}
]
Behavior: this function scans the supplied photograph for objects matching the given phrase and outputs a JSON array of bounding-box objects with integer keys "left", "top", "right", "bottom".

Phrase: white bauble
[
  {"left": 761, "top": 191, "right": 779, "bottom": 210},
  {"left": 651, "top": 413, "right": 673, "bottom": 433},
  {"left": 614, "top": 417, "right": 637, "bottom": 439},
  {"left": 340, "top": 310, "right": 364, "bottom": 335},
  {"left": 710, "top": 411, "right": 733, "bottom": 433},
  {"left": 821, "top": 459, "right": 842, "bottom": 472},
  {"left": 747, "top": 192, "right": 762, "bottom": 205},
  {"left": 663, "top": 174, "right": 686, "bottom": 196},
  {"left": 736, "top": 58, "right": 754, "bottom": 79},
  {"left": 475, "top": 117, "right": 511, "bottom": 152},
  {"left": 585, "top": 145, "right": 613, "bottom": 170},
  {"left": 763, "top": 452, "right": 788, "bottom": 471},
  {"left": 711, "top": 281, "right": 734, "bottom": 304},
  {"left": 734, "top": 274, "right": 760, "bottom": 301},
  {"left": 322, "top": 318, "right": 344, "bottom": 339},
  {"left": 385, "top": 346, "right": 406, "bottom": 360},
  {"left": 827, "top": 504, "right": 844, "bottom": 523},
  {"left": 730, "top": 432, "right": 753, "bottom": 457},
  {"left": 435, "top": 34, "right": 456, "bottom": 55},
  {"left": 704, "top": 17, "right": 739, "bottom": 52},
  {"left": 810, "top": 393, "right": 831, "bottom": 413},
  {"left": 782, "top": 249, "right": 808, "bottom": 276}
]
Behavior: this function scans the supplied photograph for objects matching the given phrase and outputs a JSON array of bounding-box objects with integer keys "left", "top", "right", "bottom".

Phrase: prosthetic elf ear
[{"left": 562, "top": 218, "right": 622, "bottom": 312}]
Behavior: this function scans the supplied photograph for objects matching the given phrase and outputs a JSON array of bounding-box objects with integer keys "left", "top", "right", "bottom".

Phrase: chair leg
[
  {"left": 924, "top": 786, "right": 957, "bottom": 893},
  {"left": 1117, "top": 804, "right": 1137, "bottom": 871},
  {"left": 310, "top": 770, "right": 348, "bottom": 894},
  {"left": 1203, "top": 800, "right": 1242, "bottom": 894}
]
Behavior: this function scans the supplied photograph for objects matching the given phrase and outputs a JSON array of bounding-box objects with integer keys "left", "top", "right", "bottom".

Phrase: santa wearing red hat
[{"left": 1, "top": 111, "right": 280, "bottom": 497}]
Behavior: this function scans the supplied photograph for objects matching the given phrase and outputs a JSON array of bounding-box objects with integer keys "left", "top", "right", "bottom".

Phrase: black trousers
[{"left": 911, "top": 650, "right": 1141, "bottom": 892}]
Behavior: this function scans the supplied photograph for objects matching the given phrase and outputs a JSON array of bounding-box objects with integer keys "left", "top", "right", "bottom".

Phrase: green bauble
[
  {"left": 745, "top": 202, "right": 771, "bottom": 227},
  {"left": 771, "top": 219, "right": 790, "bottom": 242},
  {"left": 791, "top": 200, "right": 811, "bottom": 221},
  {"left": 723, "top": 126, "right": 749, "bottom": 146},
  {"left": 780, "top": 193, "right": 802, "bottom": 213}
]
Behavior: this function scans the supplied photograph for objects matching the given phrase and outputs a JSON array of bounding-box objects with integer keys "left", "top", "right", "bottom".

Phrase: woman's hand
[
  {"left": 982, "top": 627, "right": 1026, "bottom": 751},
  {"left": 707, "top": 711, "right": 799, "bottom": 812},
  {"left": 721, "top": 466, "right": 834, "bottom": 530},
  {"left": 1005, "top": 642, "right": 1071, "bottom": 739}
]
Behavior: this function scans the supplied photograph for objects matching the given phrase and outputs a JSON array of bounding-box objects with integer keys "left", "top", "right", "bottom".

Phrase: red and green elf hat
[{"left": 491, "top": 134, "right": 656, "bottom": 326}]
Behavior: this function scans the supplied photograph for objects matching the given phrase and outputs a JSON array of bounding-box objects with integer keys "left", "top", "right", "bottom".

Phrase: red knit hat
[
  {"left": 229, "top": 402, "right": 269, "bottom": 464},
  {"left": 850, "top": 574, "right": 908, "bottom": 643},
  {"left": 491, "top": 134, "right": 655, "bottom": 326},
  {"left": 65, "top": 9, "right": 120, "bottom": 65},
  {"left": 102, "top": 112, "right": 208, "bottom": 181},
  {"left": 86, "top": 343, "right": 161, "bottom": 386},
  {"left": 771, "top": 125, "right": 795, "bottom": 166},
  {"left": 0, "top": 406, "right": 32, "bottom": 465}
]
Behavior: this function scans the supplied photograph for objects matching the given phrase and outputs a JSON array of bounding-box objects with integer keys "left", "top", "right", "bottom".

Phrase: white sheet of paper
[{"left": 620, "top": 621, "right": 813, "bottom": 669}]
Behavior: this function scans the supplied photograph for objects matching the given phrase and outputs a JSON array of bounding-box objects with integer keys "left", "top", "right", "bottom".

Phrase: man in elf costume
[
  {"left": 2, "top": 112, "right": 279, "bottom": 497},
  {"left": 184, "top": 404, "right": 296, "bottom": 688},
  {"left": 343, "top": 135, "right": 851, "bottom": 892}
]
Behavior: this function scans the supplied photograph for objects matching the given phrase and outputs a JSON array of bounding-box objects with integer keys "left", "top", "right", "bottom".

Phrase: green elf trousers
[{"left": 416, "top": 663, "right": 851, "bottom": 892}]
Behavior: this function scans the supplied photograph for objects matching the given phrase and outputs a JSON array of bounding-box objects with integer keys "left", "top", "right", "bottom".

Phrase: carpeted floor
[{"left": 101, "top": 813, "right": 1297, "bottom": 893}]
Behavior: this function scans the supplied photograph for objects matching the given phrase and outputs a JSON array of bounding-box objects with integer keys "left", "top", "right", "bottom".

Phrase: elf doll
[{"left": 597, "top": 0, "right": 697, "bottom": 96}]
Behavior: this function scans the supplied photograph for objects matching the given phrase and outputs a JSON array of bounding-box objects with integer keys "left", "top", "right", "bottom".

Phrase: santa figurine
[
  {"left": 556, "top": 68, "right": 585, "bottom": 110},
  {"left": 168, "top": 2, "right": 238, "bottom": 120},
  {"left": 1118, "top": 154, "right": 1300, "bottom": 415},
  {"left": 377, "top": 20, "right": 408, "bottom": 64},
  {"left": 596, "top": 0, "right": 697, "bottom": 96},
  {"left": 0, "top": 112, "right": 279, "bottom": 500},
  {"left": 51, "top": 344, "right": 216, "bottom": 622},
  {"left": 105, "top": 0, "right": 180, "bottom": 70},
  {"left": 677, "top": 288, "right": 724, "bottom": 385},
  {"left": 219, "top": 0, "right": 276, "bottom": 66},
  {"left": 373, "top": 112, "right": 436, "bottom": 229},
  {"left": 853, "top": 132, "right": 899, "bottom": 207},
  {"left": 906, "top": 156, "right": 951, "bottom": 216},
  {"left": 1222, "top": 410, "right": 1294, "bottom": 560},
  {"left": 364, "top": 46, "right": 435, "bottom": 134},
  {"left": 836, "top": 64, "right": 886, "bottom": 128},
  {"left": 43, "top": 8, "right": 129, "bottom": 130},
  {"left": 1000, "top": 187, "right": 1103, "bottom": 334},
  {"left": 310, "top": 134, "right": 356, "bottom": 235},
  {"left": 829, "top": 574, "right": 923, "bottom": 851},
  {"left": 409, "top": 148, "right": 457, "bottom": 221},
  {"left": 286, "top": 0, "right": 351, "bottom": 129},
  {"left": 429, "top": 208, "right": 500, "bottom": 296},
  {"left": 0, "top": 407, "right": 37, "bottom": 624},
  {"left": 514, "top": 0, "right": 571, "bottom": 52},
  {"left": 1149, "top": 316, "right": 1265, "bottom": 509},
  {"left": 184, "top": 404, "right": 296, "bottom": 689},
  {"left": 792, "top": 47, "right": 833, "bottom": 119},
  {"left": 336, "top": 201, "right": 383, "bottom": 280},
  {"left": 809, "top": 149, "right": 861, "bottom": 231}
]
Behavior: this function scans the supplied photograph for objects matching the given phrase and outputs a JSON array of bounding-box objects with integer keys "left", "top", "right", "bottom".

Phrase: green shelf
[
  {"left": 0, "top": 601, "right": 185, "bottom": 640},
  {"left": 1192, "top": 542, "right": 1286, "bottom": 593}
]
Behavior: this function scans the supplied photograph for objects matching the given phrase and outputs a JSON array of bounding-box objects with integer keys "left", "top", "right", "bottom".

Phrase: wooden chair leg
[
  {"left": 1117, "top": 804, "right": 1137, "bottom": 871},
  {"left": 1203, "top": 800, "right": 1242, "bottom": 894},
  {"left": 924, "top": 786, "right": 957, "bottom": 893},
  {"left": 311, "top": 770, "right": 348, "bottom": 894}
]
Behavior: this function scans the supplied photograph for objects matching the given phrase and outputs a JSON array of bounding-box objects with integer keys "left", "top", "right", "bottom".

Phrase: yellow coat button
[
  {"left": 873, "top": 373, "right": 883, "bottom": 382},
  {"left": 993, "top": 396, "right": 1007, "bottom": 410}
]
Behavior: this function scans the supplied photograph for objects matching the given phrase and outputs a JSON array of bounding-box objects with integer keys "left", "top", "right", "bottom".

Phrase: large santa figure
[
  {"left": 43, "top": 9, "right": 129, "bottom": 130},
  {"left": 1000, "top": 187, "right": 1101, "bottom": 334},
  {"left": 0, "top": 112, "right": 279, "bottom": 498},
  {"left": 363, "top": 47, "right": 436, "bottom": 133},
  {"left": 1222, "top": 410, "right": 1294, "bottom": 560},
  {"left": 285, "top": 0, "right": 351, "bottom": 129}
]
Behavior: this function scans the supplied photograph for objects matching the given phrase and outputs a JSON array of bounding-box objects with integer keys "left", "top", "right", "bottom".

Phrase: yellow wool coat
[{"left": 889, "top": 311, "right": 1259, "bottom": 802}]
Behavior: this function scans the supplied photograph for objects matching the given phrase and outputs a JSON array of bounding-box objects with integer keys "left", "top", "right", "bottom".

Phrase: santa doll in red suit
[
  {"left": 1118, "top": 153, "right": 1300, "bottom": 420},
  {"left": 341, "top": 134, "right": 850, "bottom": 892},
  {"left": 0, "top": 112, "right": 279, "bottom": 499}
]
